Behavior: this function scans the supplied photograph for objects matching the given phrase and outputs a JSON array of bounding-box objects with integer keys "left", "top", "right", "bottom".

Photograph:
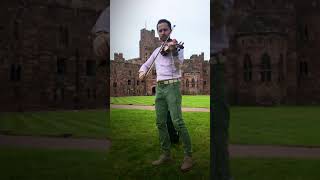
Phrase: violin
[{"left": 160, "top": 38, "right": 184, "bottom": 56}]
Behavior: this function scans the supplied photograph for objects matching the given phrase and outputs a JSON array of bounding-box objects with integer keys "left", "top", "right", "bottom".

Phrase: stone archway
[{"left": 152, "top": 86, "right": 156, "bottom": 95}]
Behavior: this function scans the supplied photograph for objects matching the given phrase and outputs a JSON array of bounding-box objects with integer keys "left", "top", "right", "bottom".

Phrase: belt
[{"left": 157, "top": 78, "right": 180, "bottom": 85}]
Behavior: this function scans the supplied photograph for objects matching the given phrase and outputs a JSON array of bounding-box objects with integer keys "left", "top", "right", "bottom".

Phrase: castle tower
[{"left": 139, "top": 28, "right": 160, "bottom": 62}]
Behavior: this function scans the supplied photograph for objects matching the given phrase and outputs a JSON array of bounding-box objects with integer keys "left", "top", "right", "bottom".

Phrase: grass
[
  {"left": 109, "top": 108, "right": 320, "bottom": 146},
  {"left": 111, "top": 95, "right": 210, "bottom": 108},
  {"left": 0, "top": 110, "right": 110, "bottom": 138},
  {"left": 1, "top": 106, "right": 320, "bottom": 146},
  {"left": 111, "top": 108, "right": 320, "bottom": 146},
  {"left": 105, "top": 108, "right": 320, "bottom": 178},
  {"left": 1, "top": 147, "right": 320, "bottom": 180},
  {"left": 230, "top": 106, "right": 320, "bottom": 146},
  {"left": 1, "top": 107, "right": 320, "bottom": 179},
  {"left": 109, "top": 109, "right": 210, "bottom": 179},
  {"left": 230, "top": 158, "right": 320, "bottom": 180}
]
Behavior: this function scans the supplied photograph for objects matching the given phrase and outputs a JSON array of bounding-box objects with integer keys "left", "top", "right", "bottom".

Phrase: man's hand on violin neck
[{"left": 165, "top": 39, "right": 176, "bottom": 51}]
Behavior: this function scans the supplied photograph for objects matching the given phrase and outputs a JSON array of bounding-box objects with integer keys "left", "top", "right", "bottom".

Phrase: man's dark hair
[{"left": 157, "top": 19, "right": 171, "bottom": 30}]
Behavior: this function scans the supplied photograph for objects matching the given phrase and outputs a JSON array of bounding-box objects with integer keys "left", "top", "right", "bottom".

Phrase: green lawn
[
  {"left": 0, "top": 110, "right": 110, "bottom": 138},
  {"left": 111, "top": 95, "right": 210, "bottom": 108},
  {"left": 106, "top": 108, "right": 320, "bottom": 178},
  {"left": 230, "top": 106, "right": 320, "bottom": 146},
  {"left": 1, "top": 106, "right": 319, "bottom": 146},
  {"left": 1, "top": 147, "right": 319, "bottom": 180},
  {"left": 110, "top": 108, "right": 320, "bottom": 146},
  {"left": 1, "top": 107, "right": 320, "bottom": 179}
]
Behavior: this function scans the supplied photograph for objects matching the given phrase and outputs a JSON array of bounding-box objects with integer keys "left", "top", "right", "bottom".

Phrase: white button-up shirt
[
  {"left": 139, "top": 47, "right": 184, "bottom": 82},
  {"left": 92, "top": 7, "right": 110, "bottom": 34}
]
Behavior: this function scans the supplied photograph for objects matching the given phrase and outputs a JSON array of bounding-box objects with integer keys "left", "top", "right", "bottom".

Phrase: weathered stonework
[
  {"left": 223, "top": 0, "right": 320, "bottom": 105},
  {"left": 0, "top": 0, "right": 108, "bottom": 111},
  {"left": 110, "top": 28, "right": 210, "bottom": 97}
]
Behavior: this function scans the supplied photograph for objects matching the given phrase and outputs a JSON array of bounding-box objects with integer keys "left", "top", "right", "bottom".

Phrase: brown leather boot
[
  {"left": 152, "top": 154, "right": 172, "bottom": 166},
  {"left": 180, "top": 155, "right": 193, "bottom": 172}
]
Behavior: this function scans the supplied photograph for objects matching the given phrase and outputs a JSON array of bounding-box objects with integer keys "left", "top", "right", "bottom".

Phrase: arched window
[
  {"left": 304, "top": 62, "right": 309, "bottom": 75},
  {"left": 243, "top": 54, "right": 252, "bottom": 82},
  {"left": 305, "top": 25, "right": 309, "bottom": 41},
  {"left": 278, "top": 54, "right": 284, "bottom": 81},
  {"left": 87, "top": 88, "right": 91, "bottom": 99},
  {"left": 127, "top": 80, "right": 131, "bottom": 85},
  {"left": 186, "top": 79, "right": 189, "bottom": 87},
  {"left": 299, "top": 60, "right": 309, "bottom": 77},
  {"left": 86, "top": 60, "right": 96, "bottom": 76},
  {"left": 10, "top": 64, "right": 22, "bottom": 81},
  {"left": 14, "top": 20, "right": 20, "bottom": 40},
  {"left": 191, "top": 78, "right": 195, "bottom": 87},
  {"left": 260, "top": 53, "right": 272, "bottom": 82}
]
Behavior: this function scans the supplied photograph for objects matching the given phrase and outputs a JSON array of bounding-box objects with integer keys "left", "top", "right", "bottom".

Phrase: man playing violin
[{"left": 138, "top": 19, "right": 193, "bottom": 172}]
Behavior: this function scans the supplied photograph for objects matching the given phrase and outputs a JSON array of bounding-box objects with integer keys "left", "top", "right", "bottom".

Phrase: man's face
[{"left": 157, "top": 23, "right": 171, "bottom": 42}]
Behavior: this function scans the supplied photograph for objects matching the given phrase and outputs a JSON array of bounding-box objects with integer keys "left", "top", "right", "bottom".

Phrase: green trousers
[{"left": 155, "top": 81, "right": 192, "bottom": 156}]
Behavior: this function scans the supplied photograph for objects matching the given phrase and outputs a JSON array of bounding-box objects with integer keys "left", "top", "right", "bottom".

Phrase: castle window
[
  {"left": 86, "top": 60, "right": 96, "bottom": 76},
  {"left": 304, "top": 25, "right": 309, "bottom": 41},
  {"left": 204, "top": 80, "right": 207, "bottom": 86},
  {"left": 61, "top": 88, "right": 64, "bottom": 101},
  {"left": 87, "top": 88, "right": 91, "bottom": 99},
  {"left": 260, "top": 53, "right": 272, "bottom": 82},
  {"left": 113, "top": 82, "right": 117, "bottom": 87},
  {"left": 14, "top": 20, "right": 20, "bottom": 40},
  {"left": 186, "top": 79, "right": 189, "bottom": 87},
  {"left": 128, "top": 80, "right": 131, "bottom": 85},
  {"left": 278, "top": 54, "right": 284, "bottom": 81},
  {"left": 58, "top": 25, "right": 69, "bottom": 47},
  {"left": 191, "top": 78, "right": 195, "bottom": 87},
  {"left": 10, "top": 64, "right": 21, "bottom": 81},
  {"left": 57, "top": 58, "right": 66, "bottom": 75},
  {"left": 137, "top": 80, "right": 139, "bottom": 85},
  {"left": 243, "top": 54, "right": 252, "bottom": 82},
  {"left": 299, "top": 60, "right": 309, "bottom": 77},
  {"left": 93, "top": 88, "right": 96, "bottom": 99}
]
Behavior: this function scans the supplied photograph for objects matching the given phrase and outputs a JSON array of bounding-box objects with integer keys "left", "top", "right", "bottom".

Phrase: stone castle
[
  {"left": 222, "top": 0, "right": 320, "bottom": 105},
  {"left": 0, "top": 0, "right": 108, "bottom": 111},
  {"left": 110, "top": 28, "right": 210, "bottom": 96}
]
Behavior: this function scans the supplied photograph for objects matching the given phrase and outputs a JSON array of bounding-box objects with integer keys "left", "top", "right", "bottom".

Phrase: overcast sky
[{"left": 110, "top": 0, "right": 210, "bottom": 60}]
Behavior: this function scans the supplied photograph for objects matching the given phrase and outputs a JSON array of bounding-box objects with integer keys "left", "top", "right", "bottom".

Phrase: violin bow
[{"left": 144, "top": 25, "right": 176, "bottom": 78}]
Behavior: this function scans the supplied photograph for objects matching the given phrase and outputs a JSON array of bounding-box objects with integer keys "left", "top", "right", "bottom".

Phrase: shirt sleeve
[
  {"left": 92, "top": 7, "right": 110, "bottom": 34},
  {"left": 139, "top": 49, "right": 157, "bottom": 73},
  {"left": 177, "top": 49, "right": 184, "bottom": 63}
]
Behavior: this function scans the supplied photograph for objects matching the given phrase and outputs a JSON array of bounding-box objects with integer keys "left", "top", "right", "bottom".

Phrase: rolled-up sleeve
[
  {"left": 139, "top": 49, "right": 156, "bottom": 73},
  {"left": 92, "top": 7, "right": 110, "bottom": 34},
  {"left": 178, "top": 49, "right": 184, "bottom": 63}
]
